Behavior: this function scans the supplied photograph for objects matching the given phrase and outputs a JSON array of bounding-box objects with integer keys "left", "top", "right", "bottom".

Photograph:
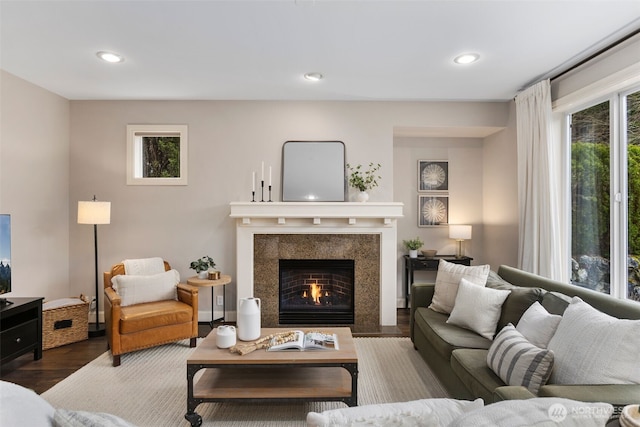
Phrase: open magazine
[{"left": 267, "top": 330, "right": 339, "bottom": 351}]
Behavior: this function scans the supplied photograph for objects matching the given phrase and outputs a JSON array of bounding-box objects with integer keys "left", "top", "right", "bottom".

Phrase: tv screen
[{"left": 0, "top": 214, "right": 10, "bottom": 295}]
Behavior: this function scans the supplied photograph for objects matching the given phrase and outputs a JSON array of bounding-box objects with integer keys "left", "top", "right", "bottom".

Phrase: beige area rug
[{"left": 42, "top": 337, "right": 448, "bottom": 426}]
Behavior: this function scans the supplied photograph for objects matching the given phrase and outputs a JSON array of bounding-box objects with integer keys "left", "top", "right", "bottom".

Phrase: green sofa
[{"left": 409, "top": 264, "right": 640, "bottom": 409}]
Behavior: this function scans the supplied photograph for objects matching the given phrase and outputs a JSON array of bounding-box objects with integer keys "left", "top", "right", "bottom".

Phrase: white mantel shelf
[{"left": 229, "top": 202, "right": 404, "bottom": 226}]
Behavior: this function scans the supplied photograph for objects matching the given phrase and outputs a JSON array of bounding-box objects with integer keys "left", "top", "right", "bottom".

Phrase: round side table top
[{"left": 187, "top": 274, "right": 232, "bottom": 287}]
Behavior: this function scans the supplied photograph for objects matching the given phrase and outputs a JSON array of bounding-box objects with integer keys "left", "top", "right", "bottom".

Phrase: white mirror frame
[{"left": 126, "top": 124, "right": 188, "bottom": 186}]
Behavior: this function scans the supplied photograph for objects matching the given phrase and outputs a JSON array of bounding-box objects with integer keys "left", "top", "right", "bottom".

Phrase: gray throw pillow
[{"left": 487, "top": 324, "right": 554, "bottom": 394}]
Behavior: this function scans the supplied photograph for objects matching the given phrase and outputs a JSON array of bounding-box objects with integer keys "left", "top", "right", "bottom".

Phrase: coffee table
[{"left": 185, "top": 327, "right": 358, "bottom": 426}]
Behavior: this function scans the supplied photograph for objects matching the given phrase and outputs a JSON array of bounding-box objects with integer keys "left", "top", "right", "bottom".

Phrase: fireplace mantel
[
  {"left": 229, "top": 202, "right": 403, "bottom": 225},
  {"left": 229, "top": 201, "right": 404, "bottom": 326}
]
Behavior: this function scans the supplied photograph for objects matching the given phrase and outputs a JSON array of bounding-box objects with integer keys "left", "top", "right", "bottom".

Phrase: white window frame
[
  {"left": 557, "top": 81, "right": 640, "bottom": 301},
  {"left": 126, "top": 124, "right": 188, "bottom": 186}
]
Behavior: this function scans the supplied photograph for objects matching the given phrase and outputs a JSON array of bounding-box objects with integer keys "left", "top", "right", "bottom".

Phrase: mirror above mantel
[{"left": 281, "top": 141, "right": 346, "bottom": 202}]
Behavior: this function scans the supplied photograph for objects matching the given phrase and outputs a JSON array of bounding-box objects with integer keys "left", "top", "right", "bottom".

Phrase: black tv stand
[
  {"left": 0, "top": 297, "right": 43, "bottom": 365},
  {"left": 0, "top": 298, "right": 14, "bottom": 306}
]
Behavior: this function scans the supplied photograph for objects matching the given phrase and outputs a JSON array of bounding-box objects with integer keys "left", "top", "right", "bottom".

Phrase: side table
[
  {"left": 187, "top": 275, "right": 232, "bottom": 328},
  {"left": 404, "top": 255, "right": 473, "bottom": 307}
]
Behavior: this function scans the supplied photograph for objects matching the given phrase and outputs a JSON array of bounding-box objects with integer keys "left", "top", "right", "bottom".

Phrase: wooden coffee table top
[{"left": 188, "top": 327, "right": 357, "bottom": 365}]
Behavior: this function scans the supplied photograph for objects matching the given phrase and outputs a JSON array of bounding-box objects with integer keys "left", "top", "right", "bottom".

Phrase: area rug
[{"left": 42, "top": 337, "right": 448, "bottom": 426}]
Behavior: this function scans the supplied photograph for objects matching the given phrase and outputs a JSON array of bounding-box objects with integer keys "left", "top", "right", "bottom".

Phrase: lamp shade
[
  {"left": 78, "top": 200, "right": 111, "bottom": 225},
  {"left": 449, "top": 225, "right": 472, "bottom": 240}
]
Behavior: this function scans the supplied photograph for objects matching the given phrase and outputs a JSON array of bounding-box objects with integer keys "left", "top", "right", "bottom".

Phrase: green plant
[
  {"left": 189, "top": 256, "right": 216, "bottom": 273},
  {"left": 346, "top": 163, "right": 382, "bottom": 192},
  {"left": 403, "top": 237, "right": 423, "bottom": 251}
]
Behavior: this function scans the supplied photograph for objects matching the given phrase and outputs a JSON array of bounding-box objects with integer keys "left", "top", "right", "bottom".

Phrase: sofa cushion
[
  {"left": 0, "top": 380, "right": 55, "bottom": 427},
  {"left": 450, "top": 348, "right": 506, "bottom": 403},
  {"left": 487, "top": 324, "right": 554, "bottom": 394},
  {"left": 306, "top": 398, "right": 484, "bottom": 427},
  {"left": 447, "top": 279, "right": 511, "bottom": 340},
  {"left": 486, "top": 272, "right": 545, "bottom": 330},
  {"left": 112, "top": 269, "right": 179, "bottom": 307},
  {"left": 548, "top": 296, "right": 640, "bottom": 385},
  {"left": 414, "top": 307, "right": 492, "bottom": 360},
  {"left": 516, "top": 301, "right": 562, "bottom": 348},
  {"left": 540, "top": 291, "right": 572, "bottom": 315},
  {"left": 429, "top": 260, "right": 490, "bottom": 314},
  {"left": 449, "top": 397, "right": 613, "bottom": 427},
  {"left": 119, "top": 300, "right": 193, "bottom": 334}
]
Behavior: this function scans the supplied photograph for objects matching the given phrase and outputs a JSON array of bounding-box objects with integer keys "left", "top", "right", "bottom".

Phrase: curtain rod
[{"left": 551, "top": 26, "right": 640, "bottom": 82}]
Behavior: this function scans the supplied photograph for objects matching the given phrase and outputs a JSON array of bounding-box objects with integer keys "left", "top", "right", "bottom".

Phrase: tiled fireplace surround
[{"left": 230, "top": 202, "right": 404, "bottom": 329}]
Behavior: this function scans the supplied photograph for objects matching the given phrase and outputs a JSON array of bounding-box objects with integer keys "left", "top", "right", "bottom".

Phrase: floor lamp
[{"left": 78, "top": 195, "right": 111, "bottom": 338}]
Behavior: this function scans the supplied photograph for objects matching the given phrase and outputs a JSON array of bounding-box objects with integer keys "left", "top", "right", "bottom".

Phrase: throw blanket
[{"left": 123, "top": 257, "right": 165, "bottom": 275}]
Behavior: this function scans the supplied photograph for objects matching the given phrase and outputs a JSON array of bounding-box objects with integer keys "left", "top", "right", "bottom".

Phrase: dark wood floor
[{"left": 0, "top": 309, "right": 410, "bottom": 395}]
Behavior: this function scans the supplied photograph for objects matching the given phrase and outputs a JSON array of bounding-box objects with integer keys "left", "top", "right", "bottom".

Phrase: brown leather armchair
[{"left": 103, "top": 261, "right": 198, "bottom": 366}]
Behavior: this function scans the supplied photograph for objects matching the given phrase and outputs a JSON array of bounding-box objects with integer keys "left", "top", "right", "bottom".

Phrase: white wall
[
  {"left": 393, "top": 136, "right": 486, "bottom": 293},
  {"left": 0, "top": 70, "right": 71, "bottom": 299},
  {"left": 68, "top": 100, "right": 515, "bottom": 319},
  {"left": 482, "top": 101, "right": 519, "bottom": 270},
  {"left": 0, "top": 79, "right": 518, "bottom": 321}
]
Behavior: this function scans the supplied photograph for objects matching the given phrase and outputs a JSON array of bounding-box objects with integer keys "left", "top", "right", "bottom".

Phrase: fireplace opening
[{"left": 279, "top": 259, "right": 355, "bottom": 324}]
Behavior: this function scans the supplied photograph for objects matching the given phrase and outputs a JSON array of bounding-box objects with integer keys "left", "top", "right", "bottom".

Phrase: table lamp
[
  {"left": 78, "top": 195, "right": 111, "bottom": 337},
  {"left": 449, "top": 225, "right": 472, "bottom": 258}
]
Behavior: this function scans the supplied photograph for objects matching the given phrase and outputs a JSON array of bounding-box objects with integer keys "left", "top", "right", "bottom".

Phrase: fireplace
[
  {"left": 279, "top": 259, "right": 355, "bottom": 324},
  {"left": 230, "top": 201, "right": 404, "bottom": 328}
]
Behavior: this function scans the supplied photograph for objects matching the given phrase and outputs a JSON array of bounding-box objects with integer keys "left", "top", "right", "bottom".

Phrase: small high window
[{"left": 126, "top": 125, "right": 188, "bottom": 185}]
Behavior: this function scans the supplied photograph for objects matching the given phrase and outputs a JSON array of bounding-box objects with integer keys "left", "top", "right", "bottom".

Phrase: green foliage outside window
[{"left": 142, "top": 136, "right": 180, "bottom": 178}]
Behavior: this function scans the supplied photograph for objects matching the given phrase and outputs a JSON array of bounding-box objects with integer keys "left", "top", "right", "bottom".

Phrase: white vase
[
  {"left": 356, "top": 191, "right": 369, "bottom": 202},
  {"left": 409, "top": 249, "right": 418, "bottom": 258},
  {"left": 197, "top": 271, "right": 208, "bottom": 279},
  {"left": 237, "top": 297, "right": 261, "bottom": 341}
]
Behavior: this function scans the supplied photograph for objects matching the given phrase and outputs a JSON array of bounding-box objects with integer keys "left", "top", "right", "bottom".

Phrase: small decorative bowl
[{"left": 422, "top": 249, "right": 437, "bottom": 258}]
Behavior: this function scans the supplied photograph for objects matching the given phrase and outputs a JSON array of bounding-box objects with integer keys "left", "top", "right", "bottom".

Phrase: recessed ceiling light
[
  {"left": 453, "top": 53, "right": 480, "bottom": 65},
  {"left": 304, "top": 72, "right": 323, "bottom": 81},
  {"left": 96, "top": 51, "right": 124, "bottom": 63}
]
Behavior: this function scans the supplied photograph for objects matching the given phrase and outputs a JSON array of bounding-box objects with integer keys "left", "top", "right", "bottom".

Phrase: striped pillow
[{"left": 487, "top": 324, "right": 554, "bottom": 394}]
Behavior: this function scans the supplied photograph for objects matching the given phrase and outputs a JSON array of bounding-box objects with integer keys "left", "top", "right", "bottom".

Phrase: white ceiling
[{"left": 2, "top": 0, "right": 640, "bottom": 102}]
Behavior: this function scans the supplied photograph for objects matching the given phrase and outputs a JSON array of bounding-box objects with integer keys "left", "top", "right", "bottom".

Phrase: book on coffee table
[{"left": 267, "top": 330, "right": 339, "bottom": 351}]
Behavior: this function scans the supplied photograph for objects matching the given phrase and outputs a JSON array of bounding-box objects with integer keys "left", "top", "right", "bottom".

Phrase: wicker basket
[{"left": 42, "top": 297, "right": 90, "bottom": 350}]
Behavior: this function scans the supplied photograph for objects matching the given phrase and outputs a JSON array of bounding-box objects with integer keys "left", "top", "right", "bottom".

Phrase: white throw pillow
[
  {"left": 516, "top": 301, "right": 562, "bottom": 348},
  {"left": 429, "top": 260, "right": 490, "bottom": 314},
  {"left": 447, "top": 278, "right": 511, "bottom": 340},
  {"left": 449, "top": 398, "right": 613, "bottom": 427},
  {"left": 306, "top": 398, "right": 484, "bottom": 427},
  {"left": 111, "top": 269, "right": 179, "bottom": 307},
  {"left": 547, "top": 296, "right": 640, "bottom": 384},
  {"left": 487, "top": 324, "right": 554, "bottom": 394}
]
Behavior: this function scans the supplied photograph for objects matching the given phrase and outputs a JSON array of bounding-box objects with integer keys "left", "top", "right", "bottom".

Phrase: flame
[{"left": 310, "top": 283, "right": 321, "bottom": 304}]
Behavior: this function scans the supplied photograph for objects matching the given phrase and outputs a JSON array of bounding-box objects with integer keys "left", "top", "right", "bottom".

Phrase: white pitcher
[{"left": 237, "top": 297, "right": 261, "bottom": 341}]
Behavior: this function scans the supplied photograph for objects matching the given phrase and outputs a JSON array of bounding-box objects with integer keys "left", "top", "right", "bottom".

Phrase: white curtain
[{"left": 515, "top": 79, "right": 564, "bottom": 280}]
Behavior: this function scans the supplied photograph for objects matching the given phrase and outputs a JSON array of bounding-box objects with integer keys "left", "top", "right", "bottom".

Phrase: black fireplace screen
[{"left": 279, "top": 259, "right": 355, "bottom": 324}]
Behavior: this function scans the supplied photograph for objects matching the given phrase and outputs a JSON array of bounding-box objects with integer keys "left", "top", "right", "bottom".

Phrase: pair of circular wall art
[{"left": 418, "top": 160, "right": 449, "bottom": 227}]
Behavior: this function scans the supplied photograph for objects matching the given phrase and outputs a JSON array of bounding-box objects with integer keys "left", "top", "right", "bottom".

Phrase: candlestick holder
[
  {"left": 251, "top": 191, "right": 255, "bottom": 202},
  {"left": 261, "top": 180, "right": 265, "bottom": 202},
  {"left": 268, "top": 185, "right": 272, "bottom": 202}
]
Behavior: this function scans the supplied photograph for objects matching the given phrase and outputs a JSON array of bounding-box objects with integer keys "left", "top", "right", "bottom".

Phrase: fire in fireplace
[{"left": 279, "top": 259, "right": 355, "bottom": 324}]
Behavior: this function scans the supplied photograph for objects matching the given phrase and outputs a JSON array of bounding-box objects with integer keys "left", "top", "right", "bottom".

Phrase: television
[{"left": 0, "top": 214, "right": 11, "bottom": 304}]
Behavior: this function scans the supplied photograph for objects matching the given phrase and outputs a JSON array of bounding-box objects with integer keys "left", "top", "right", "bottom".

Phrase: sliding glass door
[{"left": 569, "top": 88, "right": 640, "bottom": 301}]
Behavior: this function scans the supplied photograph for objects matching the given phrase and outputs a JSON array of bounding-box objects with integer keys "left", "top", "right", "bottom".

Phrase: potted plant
[
  {"left": 190, "top": 256, "right": 216, "bottom": 279},
  {"left": 346, "top": 163, "right": 381, "bottom": 202},
  {"left": 403, "top": 237, "right": 424, "bottom": 258}
]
